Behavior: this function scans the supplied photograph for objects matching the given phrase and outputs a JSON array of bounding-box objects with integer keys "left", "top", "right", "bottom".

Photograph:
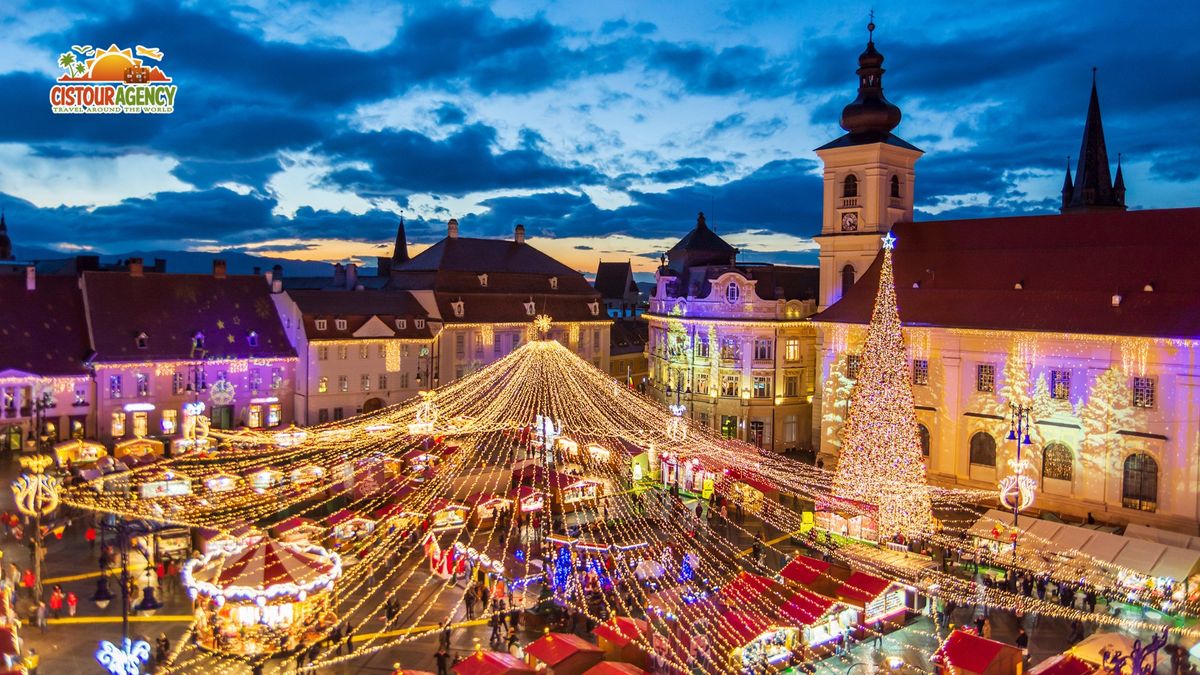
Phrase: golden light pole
[{"left": 12, "top": 454, "right": 60, "bottom": 599}]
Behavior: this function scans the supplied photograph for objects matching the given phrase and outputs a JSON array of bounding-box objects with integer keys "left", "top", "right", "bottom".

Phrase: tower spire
[
  {"left": 0, "top": 207, "right": 12, "bottom": 261},
  {"left": 390, "top": 215, "right": 409, "bottom": 266},
  {"left": 1063, "top": 70, "right": 1125, "bottom": 212},
  {"left": 837, "top": 14, "right": 903, "bottom": 143}
]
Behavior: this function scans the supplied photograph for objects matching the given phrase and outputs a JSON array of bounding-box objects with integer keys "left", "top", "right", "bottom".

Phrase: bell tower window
[
  {"left": 841, "top": 265, "right": 856, "bottom": 297},
  {"left": 890, "top": 175, "right": 901, "bottom": 198},
  {"left": 843, "top": 175, "right": 858, "bottom": 198}
]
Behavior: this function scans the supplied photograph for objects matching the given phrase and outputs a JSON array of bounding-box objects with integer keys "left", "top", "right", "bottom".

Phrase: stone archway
[{"left": 362, "top": 397, "right": 385, "bottom": 414}]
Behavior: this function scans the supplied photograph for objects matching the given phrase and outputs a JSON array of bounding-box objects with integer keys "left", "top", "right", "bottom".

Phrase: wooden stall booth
[
  {"left": 593, "top": 616, "right": 651, "bottom": 668},
  {"left": 525, "top": 632, "right": 604, "bottom": 675},
  {"left": 932, "top": 628, "right": 1023, "bottom": 675}
]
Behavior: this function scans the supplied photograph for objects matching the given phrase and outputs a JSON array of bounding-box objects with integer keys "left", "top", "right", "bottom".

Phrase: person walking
[
  {"left": 1015, "top": 628, "right": 1028, "bottom": 658},
  {"left": 435, "top": 647, "right": 451, "bottom": 675},
  {"left": 155, "top": 633, "right": 171, "bottom": 666},
  {"left": 20, "top": 569, "right": 34, "bottom": 601},
  {"left": 66, "top": 591, "right": 77, "bottom": 617},
  {"left": 85, "top": 526, "right": 96, "bottom": 553},
  {"left": 47, "top": 587, "right": 63, "bottom": 619},
  {"left": 34, "top": 601, "right": 47, "bottom": 633}
]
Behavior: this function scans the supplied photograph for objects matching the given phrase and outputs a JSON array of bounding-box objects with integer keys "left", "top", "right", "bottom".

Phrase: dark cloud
[{"left": 645, "top": 157, "right": 735, "bottom": 183}]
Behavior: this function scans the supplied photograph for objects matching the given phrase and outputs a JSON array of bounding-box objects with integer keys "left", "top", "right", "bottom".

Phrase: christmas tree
[{"left": 831, "top": 233, "right": 932, "bottom": 539}]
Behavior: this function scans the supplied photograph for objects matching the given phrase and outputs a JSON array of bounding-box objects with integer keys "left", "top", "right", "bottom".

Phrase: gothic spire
[
  {"left": 1060, "top": 156, "right": 1074, "bottom": 210},
  {"left": 391, "top": 216, "right": 409, "bottom": 266},
  {"left": 1113, "top": 153, "right": 1126, "bottom": 206},
  {"left": 1063, "top": 70, "right": 1125, "bottom": 212}
]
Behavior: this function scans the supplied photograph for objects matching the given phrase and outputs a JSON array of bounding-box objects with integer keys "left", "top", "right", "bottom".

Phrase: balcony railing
[{"left": 840, "top": 197, "right": 859, "bottom": 208}]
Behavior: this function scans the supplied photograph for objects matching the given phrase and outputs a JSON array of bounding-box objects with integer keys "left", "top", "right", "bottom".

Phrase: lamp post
[
  {"left": 92, "top": 517, "right": 158, "bottom": 675},
  {"left": 12, "top": 453, "right": 59, "bottom": 600},
  {"left": 1001, "top": 403, "right": 1036, "bottom": 555}
]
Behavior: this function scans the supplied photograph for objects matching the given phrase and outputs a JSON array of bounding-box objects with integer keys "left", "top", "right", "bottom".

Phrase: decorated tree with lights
[
  {"left": 831, "top": 233, "right": 932, "bottom": 538},
  {"left": 1080, "top": 367, "right": 1133, "bottom": 459}
]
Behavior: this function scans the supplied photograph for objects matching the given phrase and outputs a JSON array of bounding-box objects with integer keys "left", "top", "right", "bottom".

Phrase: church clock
[{"left": 841, "top": 212, "right": 859, "bottom": 231}]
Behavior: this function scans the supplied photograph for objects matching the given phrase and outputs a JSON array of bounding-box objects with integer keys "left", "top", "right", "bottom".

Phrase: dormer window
[
  {"left": 315, "top": 319, "right": 327, "bottom": 331},
  {"left": 524, "top": 300, "right": 537, "bottom": 316},
  {"left": 192, "top": 332, "right": 205, "bottom": 349},
  {"left": 395, "top": 319, "right": 407, "bottom": 330},
  {"left": 414, "top": 319, "right": 426, "bottom": 330},
  {"left": 335, "top": 319, "right": 347, "bottom": 330},
  {"left": 478, "top": 274, "right": 488, "bottom": 288},
  {"left": 247, "top": 331, "right": 259, "bottom": 347},
  {"left": 725, "top": 282, "right": 740, "bottom": 303},
  {"left": 135, "top": 332, "right": 148, "bottom": 350},
  {"left": 451, "top": 300, "right": 465, "bottom": 318},
  {"left": 843, "top": 175, "right": 858, "bottom": 198},
  {"left": 549, "top": 277, "right": 558, "bottom": 290},
  {"left": 588, "top": 301, "right": 600, "bottom": 317}
]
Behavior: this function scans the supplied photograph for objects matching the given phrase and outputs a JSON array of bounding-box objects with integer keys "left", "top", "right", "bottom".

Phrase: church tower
[
  {"left": 0, "top": 211, "right": 13, "bottom": 261},
  {"left": 814, "top": 20, "right": 922, "bottom": 311},
  {"left": 1061, "top": 72, "right": 1126, "bottom": 213}
]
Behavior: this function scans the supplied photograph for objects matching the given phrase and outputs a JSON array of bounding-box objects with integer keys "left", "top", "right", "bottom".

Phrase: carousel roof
[{"left": 193, "top": 539, "right": 338, "bottom": 590}]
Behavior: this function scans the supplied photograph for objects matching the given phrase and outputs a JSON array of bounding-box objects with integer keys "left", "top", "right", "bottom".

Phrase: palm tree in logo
[{"left": 57, "top": 51, "right": 75, "bottom": 71}]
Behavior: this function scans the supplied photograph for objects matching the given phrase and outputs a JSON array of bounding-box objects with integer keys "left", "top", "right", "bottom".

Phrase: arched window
[
  {"left": 890, "top": 175, "right": 901, "bottom": 199},
  {"left": 725, "top": 282, "right": 740, "bottom": 303},
  {"left": 841, "top": 265, "right": 856, "bottom": 297},
  {"left": 843, "top": 175, "right": 858, "bottom": 198},
  {"left": 1041, "top": 443, "right": 1073, "bottom": 482},
  {"left": 918, "top": 424, "right": 931, "bottom": 457},
  {"left": 1122, "top": 453, "right": 1158, "bottom": 512},
  {"left": 969, "top": 432, "right": 996, "bottom": 467}
]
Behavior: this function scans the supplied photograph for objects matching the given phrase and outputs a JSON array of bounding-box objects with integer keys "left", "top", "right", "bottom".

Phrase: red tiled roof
[
  {"left": 525, "top": 633, "right": 603, "bottom": 665},
  {"left": 431, "top": 292, "right": 602, "bottom": 324},
  {"left": 717, "top": 611, "right": 772, "bottom": 645},
  {"left": 780, "top": 555, "right": 830, "bottom": 586},
  {"left": 814, "top": 208, "right": 1200, "bottom": 339},
  {"left": 0, "top": 274, "right": 91, "bottom": 375},
  {"left": 288, "top": 289, "right": 434, "bottom": 340},
  {"left": 452, "top": 650, "right": 535, "bottom": 675},
  {"left": 836, "top": 571, "right": 894, "bottom": 604},
  {"left": 1029, "top": 654, "right": 1095, "bottom": 675},
  {"left": 593, "top": 616, "right": 650, "bottom": 647},
  {"left": 584, "top": 662, "right": 647, "bottom": 675},
  {"left": 933, "top": 630, "right": 1012, "bottom": 674},
  {"left": 82, "top": 272, "right": 295, "bottom": 361}
]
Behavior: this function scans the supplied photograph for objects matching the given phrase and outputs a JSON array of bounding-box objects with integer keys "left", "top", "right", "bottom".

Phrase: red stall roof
[
  {"left": 526, "top": 633, "right": 603, "bottom": 666},
  {"left": 1029, "top": 654, "right": 1095, "bottom": 675},
  {"left": 933, "top": 630, "right": 1009, "bottom": 674},
  {"left": 779, "top": 589, "right": 838, "bottom": 626},
  {"left": 836, "top": 571, "right": 895, "bottom": 604},
  {"left": 452, "top": 650, "right": 535, "bottom": 675},
  {"left": 584, "top": 663, "right": 647, "bottom": 675},
  {"left": 780, "top": 555, "right": 830, "bottom": 586},
  {"left": 719, "top": 611, "right": 772, "bottom": 646},
  {"left": 593, "top": 616, "right": 650, "bottom": 648},
  {"left": 721, "top": 571, "right": 786, "bottom": 606}
]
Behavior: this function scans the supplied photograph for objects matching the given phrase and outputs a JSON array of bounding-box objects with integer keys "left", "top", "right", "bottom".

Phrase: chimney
[
  {"left": 264, "top": 269, "right": 273, "bottom": 286},
  {"left": 345, "top": 263, "right": 358, "bottom": 290},
  {"left": 212, "top": 259, "right": 227, "bottom": 279},
  {"left": 24, "top": 265, "right": 35, "bottom": 292},
  {"left": 129, "top": 257, "right": 144, "bottom": 277},
  {"left": 153, "top": 257, "right": 167, "bottom": 273},
  {"left": 271, "top": 279, "right": 283, "bottom": 294},
  {"left": 447, "top": 218, "right": 459, "bottom": 239},
  {"left": 376, "top": 256, "right": 392, "bottom": 277},
  {"left": 332, "top": 263, "right": 346, "bottom": 287},
  {"left": 515, "top": 223, "right": 526, "bottom": 245},
  {"left": 253, "top": 266, "right": 261, "bottom": 276}
]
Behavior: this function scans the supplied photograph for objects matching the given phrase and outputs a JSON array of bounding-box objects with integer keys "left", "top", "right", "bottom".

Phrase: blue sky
[{"left": 3, "top": 0, "right": 1199, "bottom": 276}]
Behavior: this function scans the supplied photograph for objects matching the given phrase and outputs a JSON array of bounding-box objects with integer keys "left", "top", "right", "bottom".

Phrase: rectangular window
[
  {"left": 846, "top": 355, "right": 862, "bottom": 380},
  {"left": 592, "top": 329, "right": 601, "bottom": 351},
  {"left": 396, "top": 319, "right": 407, "bottom": 330},
  {"left": 271, "top": 368, "right": 282, "bottom": 390},
  {"left": 402, "top": 344, "right": 411, "bottom": 358},
  {"left": 415, "top": 319, "right": 425, "bottom": 329},
  {"left": 749, "top": 421, "right": 765, "bottom": 448},
  {"left": 400, "top": 372, "right": 408, "bottom": 388},
  {"left": 785, "top": 375, "right": 799, "bottom": 398},
  {"left": 784, "top": 338, "right": 801, "bottom": 362},
  {"left": 161, "top": 409, "right": 178, "bottom": 435},
  {"left": 337, "top": 345, "right": 348, "bottom": 360},
  {"left": 249, "top": 370, "right": 262, "bottom": 395},
  {"left": 913, "top": 359, "right": 929, "bottom": 386},
  {"left": 783, "top": 415, "right": 797, "bottom": 443},
  {"left": 360, "top": 344, "right": 370, "bottom": 359},
  {"left": 74, "top": 386, "right": 87, "bottom": 406},
  {"left": 111, "top": 411, "right": 126, "bottom": 437},
  {"left": 721, "top": 374, "right": 740, "bottom": 397},
  {"left": 109, "top": 375, "right": 122, "bottom": 399},
  {"left": 248, "top": 405, "right": 262, "bottom": 429},
  {"left": 513, "top": 334, "right": 522, "bottom": 350},
  {"left": 697, "top": 337, "right": 710, "bottom": 359},
  {"left": 1050, "top": 369, "right": 1071, "bottom": 400},
  {"left": 455, "top": 334, "right": 465, "bottom": 357},
  {"left": 172, "top": 373, "right": 185, "bottom": 395},
  {"left": 474, "top": 333, "right": 483, "bottom": 357},
  {"left": 720, "top": 415, "right": 737, "bottom": 440},
  {"left": 135, "top": 373, "right": 150, "bottom": 397},
  {"left": 976, "top": 364, "right": 995, "bottom": 393},
  {"left": 494, "top": 338, "right": 503, "bottom": 358},
  {"left": 333, "top": 407, "right": 344, "bottom": 421},
  {"left": 1132, "top": 377, "right": 1155, "bottom": 408},
  {"left": 754, "top": 339, "right": 772, "bottom": 361},
  {"left": 318, "top": 346, "right": 329, "bottom": 361},
  {"left": 338, "top": 376, "right": 349, "bottom": 392},
  {"left": 335, "top": 319, "right": 347, "bottom": 330},
  {"left": 317, "top": 408, "right": 329, "bottom": 423},
  {"left": 267, "top": 403, "right": 281, "bottom": 426},
  {"left": 696, "top": 373, "right": 710, "bottom": 395},
  {"left": 379, "top": 374, "right": 388, "bottom": 390},
  {"left": 698, "top": 412, "right": 709, "bottom": 428},
  {"left": 752, "top": 375, "right": 771, "bottom": 398},
  {"left": 315, "top": 319, "right": 327, "bottom": 331},
  {"left": 720, "top": 338, "right": 740, "bottom": 362},
  {"left": 377, "top": 344, "right": 386, "bottom": 358},
  {"left": 361, "top": 374, "right": 371, "bottom": 391},
  {"left": 318, "top": 376, "right": 329, "bottom": 393}
]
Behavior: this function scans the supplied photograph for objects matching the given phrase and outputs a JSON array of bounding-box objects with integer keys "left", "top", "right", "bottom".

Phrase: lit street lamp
[
  {"left": 92, "top": 517, "right": 160, "bottom": 675},
  {"left": 1001, "top": 403, "right": 1037, "bottom": 555}
]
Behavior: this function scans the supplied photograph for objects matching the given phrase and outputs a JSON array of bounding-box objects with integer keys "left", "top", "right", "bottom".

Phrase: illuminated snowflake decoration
[
  {"left": 12, "top": 474, "right": 60, "bottom": 518},
  {"left": 533, "top": 314, "right": 553, "bottom": 337},
  {"left": 96, "top": 638, "right": 151, "bottom": 675},
  {"left": 666, "top": 404, "right": 688, "bottom": 442},
  {"left": 998, "top": 457, "right": 1037, "bottom": 513}
]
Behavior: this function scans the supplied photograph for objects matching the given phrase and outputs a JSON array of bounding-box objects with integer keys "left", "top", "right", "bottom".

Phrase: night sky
[{"left": 3, "top": 1, "right": 1199, "bottom": 276}]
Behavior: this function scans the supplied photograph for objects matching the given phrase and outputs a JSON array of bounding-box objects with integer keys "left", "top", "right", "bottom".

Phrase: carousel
[{"left": 183, "top": 538, "right": 341, "bottom": 656}]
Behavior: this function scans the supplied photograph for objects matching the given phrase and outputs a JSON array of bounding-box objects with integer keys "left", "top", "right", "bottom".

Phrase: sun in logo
[{"left": 56, "top": 44, "right": 170, "bottom": 83}]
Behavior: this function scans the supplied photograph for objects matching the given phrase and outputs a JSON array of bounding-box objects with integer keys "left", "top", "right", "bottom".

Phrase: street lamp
[
  {"left": 92, "top": 517, "right": 155, "bottom": 675},
  {"left": 1000, "top": 403, "right": 1037, "bottom": 555}
]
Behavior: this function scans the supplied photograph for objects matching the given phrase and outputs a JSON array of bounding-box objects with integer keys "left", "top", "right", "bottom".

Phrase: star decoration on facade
[
  {"left": 882, "top": 232, "right": 897, "bottom": 250},
  {"left": 533, "top": 314, "right": 553, "bottom": 338},
  {"left": 216, "top": 320, "right": 225, "bottom": 329}
]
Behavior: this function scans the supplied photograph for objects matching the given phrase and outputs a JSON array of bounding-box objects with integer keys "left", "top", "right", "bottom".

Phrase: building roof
[
  {"left": 525, "top": 633, "right": 603, "bottom": 665},
  {"left": 594, "top": 261, "right": 638, "bottom": 299},
  {"left": 394, "top": 235, "right": 583, "bottom": 279},
  {"left": 584, "top": 663, "right": 647, "bottom": 675},
  {"left": 452, "top": 650, "right": 535, "bottom": 675},
  {"left": 815, "top": 132, "right": 920, "bottom": 152},
  {"left": 933, "top": 630, "right": 1016, "bottom": 674},
  {"left": 287, "top": 289, "right": 435, "bottom": 340},
  {"left": 1064, "top": 77, "right": 1124, "bottom": 212},
  {"left": 0, "top": 273, "right": 92, "bottom": 375},
  {"left": 592, "top": 616, "right": 650, "bottom": 648},
  {"left": 835, "top": 571, "right": 894, "bottom": 604},
  {"left": 813, "top": 208, "right": 1200, "bottom": 340},
  {"left": 778, "top": 589, "right": 838, "bottom": 625},
  {"left": 660, "top": 262, "right": 820, "bottom": 302},
  {"left": 610, "top": 318, "right": 647, "bottom": 356},
  {"left": 82, "top": 271, "right": 295, "bottom": 362},
  {"left": 664, "top": 212, "right": 736, "bottom": 277},
  {"left": 780, "top": 555, "right": 831, "bottom": 586}
]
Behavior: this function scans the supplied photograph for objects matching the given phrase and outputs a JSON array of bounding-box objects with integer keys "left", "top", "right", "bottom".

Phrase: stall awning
[
  {"left": 934, "top": 630, "right": 1013, "bottom": 674},
  {"left": 966, "top": 509, "right": 1024, "bottom": 541},
  {"left": 1125, "top": 523, "right": 1200, "bottom": 551},
  {"left": 1078, "top": 531, "right": 1128, "bottom": 563},
  {"left": 719, "top": 611, "right": 773, "bottom": 646},
  {"left": 836, "top": 571, "right": 894, "bottom": 605},
  {"left": 327, "top": 510, "right": 355, "bottom": 526},
  {"left": 452, "top": 651, "right": 535, "bottom": 675},
  {"left": 1028, "top": 654, "right": 1095, "bottom": 675},
  {"left": 780, "top": 555, "right": 830, "bottom": 586},
  {"left": 1047, "top": 526, "right": 1096, "bottom": 554},
  {"left": 1112, "top": 539, "right": 1166, "bottom": 576},
  {"left": 525, "top": 633, "right": 603, "bottom": 666},
  {"left": 779, "top": 589, "right": 838, "bottom": 626},
  {"left": 593, "top": 616, "right": 649, "bottom": 648},
  {"left": 721, "top": 571, "right": 786, "bottom": 607},
  {"left": 1150, "top": 546, "right": 1200, "bottom": 581}
]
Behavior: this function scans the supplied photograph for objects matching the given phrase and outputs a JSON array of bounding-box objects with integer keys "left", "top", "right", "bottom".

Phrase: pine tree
[
  {"left": 831, "top": 234, "right": 932, "bottom": 538},
  {"left": 1080, "top": 367, "right": 1132, "bottom": 459}
]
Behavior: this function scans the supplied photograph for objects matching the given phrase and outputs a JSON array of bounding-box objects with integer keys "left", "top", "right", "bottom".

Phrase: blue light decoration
[
  {"left": 552, "top": 545, "right": 572, "bottom": 591},
  {"left": 96, "top": 638, "right": 151, "bottom": 675},
  {"left": 679, "top": 556, "right": 695, "bottom": 583},
  {"left": 514, "top": 548, "right": 525, "bottom": 563}
]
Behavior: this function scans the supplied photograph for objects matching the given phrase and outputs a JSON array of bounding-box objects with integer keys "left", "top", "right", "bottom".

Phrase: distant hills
[{"left": 12, "top": 246, "right": 349, "bottom": 278}]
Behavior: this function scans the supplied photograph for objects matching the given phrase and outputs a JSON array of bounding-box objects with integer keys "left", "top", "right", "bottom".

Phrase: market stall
[
  {"left": 932, "top": 628, "right": 1023, "bottom": 675},
  {"left": 510, "top": 486, "right": 546, "bottom": 513},
  {"left": 779, "top": 588, "right": 857, "bottom": 652},
  {"left": 559, "top": 476, "right": 602, "bottom": 511},
  {"left": 833, "top": 571, "right": 908, "bottom": 629},
  {"left": 52, "top": 439, "right": 106, "bottom": 468},
  {"left": 289, "top": 464, "right": 327, "bottom": 486},
  {"left": 327, "top": 509, "right": 376, "bottom": 541},
  {"left": 183, "top": 538, "right": 341, "bottom": 656},
  {"left": 428, "top": 499, "right": 469, "bottom": 531},
  {"left": 138, "top": 468, "right": 193, "bottom": 499},
  {"left": 204, "top": 472, "right": 241, "bottom": 494},
  {"left": 1027, "top": 654, "right": 1095, "bottom": 675},
  {"left": 725, "top": 472, "right": 775, "bottom": 515},
  {"left": 198, "top": 524, "right": 263, "bottom": 556},
  {"left": 582, "top": 663, "right": 646, "bottom": 675},
  {"left": 271, "top": 517, "right": 323, "bottom": 545},
  {"left": 374, "top": 501, "right": 424, "bottom": 534},
  {"left": 525, "top": 632, "right": 604, "bottom": 675},
  {"left": 779, "top": 555, "right": 832, "bottom": 588},
  {"left": 113, "top": 437, "right": 165, "bottom": 461},
  {"left": 245, "top": 467, "right": 284, "bottom": 490},
  {"left": 720, "top": 610, "right": 796, "bottom": 671},
  {"left": 452, "top": 650, "right": 536, "bottom": 675},
  {"left": 593, "top": 616, "right": 651, "bottom": 668},
  {"left": 466, "top": 493, "right": 514, "bottom": 529}
]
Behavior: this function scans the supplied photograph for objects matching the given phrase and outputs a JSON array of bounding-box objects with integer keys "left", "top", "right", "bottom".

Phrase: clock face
[{"left": 841, "top": 212, "right": 859, "bottom": 231}]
